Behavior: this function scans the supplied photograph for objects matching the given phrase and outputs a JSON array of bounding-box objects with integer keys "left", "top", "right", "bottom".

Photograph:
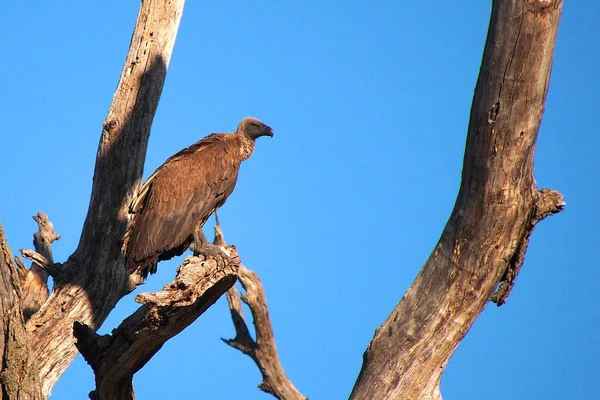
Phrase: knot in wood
[
  {"left": 488, "top": 101, "right": 500, "bottom": 124},
  {"left": 103, "top": 120, "right": 118, "bottom": 133}
]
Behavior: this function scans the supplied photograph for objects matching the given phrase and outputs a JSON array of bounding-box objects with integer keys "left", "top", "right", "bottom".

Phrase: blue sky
[{"left": 1, "top": 1, "right": 598, "bottom": 399}]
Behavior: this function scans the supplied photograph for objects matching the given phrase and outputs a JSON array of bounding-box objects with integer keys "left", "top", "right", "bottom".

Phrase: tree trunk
[
  {"left": 350, "top": 1, "right": 564, "bottom": 399},
  {"left": 0, "top": 0, "right": 186, "bottom": 398},
  {"left": 0, "top": 226, "right": 43, "bottom": 399}
]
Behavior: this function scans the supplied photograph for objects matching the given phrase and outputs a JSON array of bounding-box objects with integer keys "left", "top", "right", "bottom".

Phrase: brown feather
[{"left": 123, "top": 117, "right": 273, "bottom": 277}]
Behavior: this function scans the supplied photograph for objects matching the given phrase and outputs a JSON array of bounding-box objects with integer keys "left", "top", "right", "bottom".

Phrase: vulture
[{"left": 123, "top": 117, "right": 274, "bottom": 277}]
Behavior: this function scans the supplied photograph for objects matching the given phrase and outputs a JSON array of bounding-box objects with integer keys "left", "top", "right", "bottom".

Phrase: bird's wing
[{"left": 124, "top": 134, "right": 240, "bottom": 271}]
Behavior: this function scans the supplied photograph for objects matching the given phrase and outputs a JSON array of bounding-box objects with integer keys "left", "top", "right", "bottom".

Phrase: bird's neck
[{"left": 239, "top": 134, "right": 255, "bottom": 161}]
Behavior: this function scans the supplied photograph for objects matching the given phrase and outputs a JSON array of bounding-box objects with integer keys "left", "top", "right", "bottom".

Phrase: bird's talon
[{"left": 195, "top": 244, "right": 232, "bottom": 268}]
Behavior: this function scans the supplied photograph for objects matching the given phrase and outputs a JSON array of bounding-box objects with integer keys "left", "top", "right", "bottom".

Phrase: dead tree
[
  {"left": 0, "top": 0, "right": 563, "bottom": 399},
  {"left": 0, "top": 1, "right": 203, "bottom": 399},
  {"left": 349, "top": 1, "right": 564, "bottom": 398}
]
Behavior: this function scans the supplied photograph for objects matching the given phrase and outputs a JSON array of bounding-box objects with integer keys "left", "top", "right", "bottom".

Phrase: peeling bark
[{"left": 350, "top": 1, "right": 564, "bottom": 399}]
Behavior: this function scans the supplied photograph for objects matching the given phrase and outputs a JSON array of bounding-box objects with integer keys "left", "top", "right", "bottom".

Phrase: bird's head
[{"left": 237, "top": 117, "right": 274, "bottom": 140}]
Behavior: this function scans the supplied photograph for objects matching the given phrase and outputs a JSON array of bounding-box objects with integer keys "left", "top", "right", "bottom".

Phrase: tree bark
[
  {"left": 350, "top": 1, "right": 564, "bottom": 399},
  {"left": 74, "top": 253, "right": 239, "bottom": 400},
  {"left": 0, "top": 1, "right": 186, "bottom": 398},
  {"left": 0, "top": 0, "right": 567, "bottom": 399},
  {"left": 17, "top": 213, "right": 59, "bottom": 321},
  {"left": 0, "top": 225, "right": 43, "bottom": 400}
]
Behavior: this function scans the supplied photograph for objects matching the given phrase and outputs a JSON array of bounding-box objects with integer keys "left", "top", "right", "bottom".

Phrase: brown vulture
[{"left": 123, "top": 117, "right": 273, "bottom": 277}]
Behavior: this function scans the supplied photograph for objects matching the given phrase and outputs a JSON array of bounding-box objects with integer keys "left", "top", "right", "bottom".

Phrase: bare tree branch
[
  {"left": 350, "top": 1, "right": 564, "bottom": 399},
  {"left": 216, "top": 220, "right": 306, "bottom": 400},
  {"left": 17, "top": 1, "right": 187, "bottom": 397},
  {"left": 0, "top": 1, "right": 567, "bottom": 399},
  {"left": 224, "top": 266, "right": 306, "bottom": 400},
  {"left": 32, "top": 212, "right": 61, "bottom": 261},
  {"left": 19, "top": 250, "right": 55, "bottom": 275},
  {"left": 17, "top": 213, "right": 60, "bottom": 321},
  {"left": 74, "top": 253, "right": 239, "bottom": 400}
]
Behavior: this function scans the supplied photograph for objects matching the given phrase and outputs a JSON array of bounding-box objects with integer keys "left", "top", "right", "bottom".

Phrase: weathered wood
[
  {"left": 491, "top": 188, "right": 564, "bottom": 305},
  {"left": 17, "top": 213, "right": 60, "bottom": 321},
  {"left": 224, "top": 266, "right": 306, "bottom": 400},
  {"left": 0, "top": 223, "right": 42, "bottom": 400},
  {"left": 350, "top": 1, "right": 564, "bottom": 399},
  {"left": 17, "top": 1, "right": 186, "bottom": 397},
  {"left": 74, "top": 253, "right": 238, "bottom": 400},
  {"left": 19, "top": 250, "right": 56, "bottom": 276},
  {"left": 217, "top": 222, "right": 306, "bottom": 400}
]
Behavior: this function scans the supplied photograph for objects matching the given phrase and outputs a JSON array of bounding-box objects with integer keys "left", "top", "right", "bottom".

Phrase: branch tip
[
  {"left": 32, "top": 212, "right": 61, "bottom": 244},
  {"left": 14, "top": 256, "right": 26, "bottom": 271}
]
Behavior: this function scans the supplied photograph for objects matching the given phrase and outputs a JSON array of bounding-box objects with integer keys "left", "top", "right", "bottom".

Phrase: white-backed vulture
[{"left": 123, "top": 117, "right": 273, "bottom": 277}]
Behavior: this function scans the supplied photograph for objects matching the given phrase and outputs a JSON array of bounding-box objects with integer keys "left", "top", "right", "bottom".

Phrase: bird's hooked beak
[{"left": 263, "top": 124, "right": 274, "bottom": 138}]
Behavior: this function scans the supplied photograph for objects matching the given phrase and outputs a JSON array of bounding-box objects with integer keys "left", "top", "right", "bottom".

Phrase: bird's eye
[{"left": 251, "top": 122, "right": 259, "bottom": 127}]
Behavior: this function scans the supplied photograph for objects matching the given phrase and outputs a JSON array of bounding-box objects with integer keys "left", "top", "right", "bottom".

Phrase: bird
[{"left": 123, "top": 117, "right": 273, "bottom": 278}]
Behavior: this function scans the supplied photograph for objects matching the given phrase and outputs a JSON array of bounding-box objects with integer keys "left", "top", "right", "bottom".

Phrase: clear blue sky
[{"left": 1, "top": 1, "right": 598, "bottom": 399}]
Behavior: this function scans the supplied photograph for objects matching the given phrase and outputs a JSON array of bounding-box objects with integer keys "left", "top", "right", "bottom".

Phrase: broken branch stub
[{"left": 18, "top": 212, "right": 60, "bottom": 321}]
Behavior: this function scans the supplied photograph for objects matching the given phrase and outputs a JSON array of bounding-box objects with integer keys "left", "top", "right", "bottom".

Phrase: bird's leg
[{"left": 192, "top": 227, "right": 232, "bottom": 267}]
